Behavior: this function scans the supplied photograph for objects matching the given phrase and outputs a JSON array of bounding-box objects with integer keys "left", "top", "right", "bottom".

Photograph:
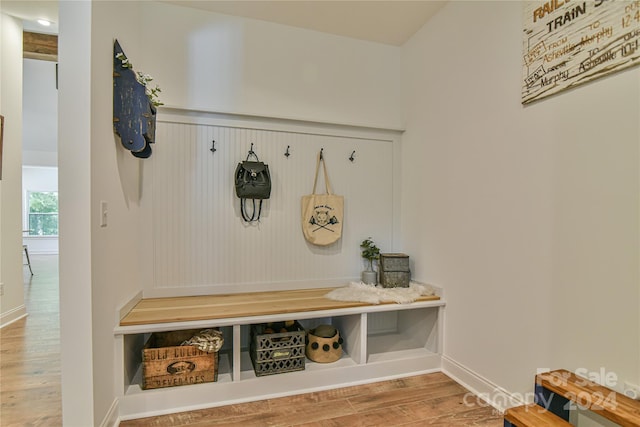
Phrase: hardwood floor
[
  {"left": 1, "top": 255, "right": 503, "bottom": 427},
  {"left": 0, "top": 254, "right": 62, "bottom": 426},
  {"left": 121, "top": 373, "right": 503, "bottom": 427}
]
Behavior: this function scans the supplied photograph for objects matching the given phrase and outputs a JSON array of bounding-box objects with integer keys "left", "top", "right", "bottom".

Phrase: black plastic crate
[{"left": 250, "top": 321, "right": 306, "bottom": 376}]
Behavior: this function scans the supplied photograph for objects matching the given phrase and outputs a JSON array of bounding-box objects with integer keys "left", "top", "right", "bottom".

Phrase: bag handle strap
[
  {"left": 246, "top": 143, "right": 260, "bottom": 162},
  {"left": 311, "top": 150, "right": 332, "bottom": 195},
  {"left": 240, "top": 198, "right": 262, "bottom": 222}
]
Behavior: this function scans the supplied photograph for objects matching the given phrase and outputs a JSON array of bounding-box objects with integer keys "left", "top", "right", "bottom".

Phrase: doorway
[{"left": 22, "top": 57, "right": 59, "bottom": 260}]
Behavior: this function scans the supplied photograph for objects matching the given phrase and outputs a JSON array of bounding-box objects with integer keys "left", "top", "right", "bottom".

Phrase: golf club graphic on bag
[
  {"left": 235, "top": 144, "right": 271, "bottom": 222},
  {"left": 309, "top": 208, "right": 339, "bottom": 233}
]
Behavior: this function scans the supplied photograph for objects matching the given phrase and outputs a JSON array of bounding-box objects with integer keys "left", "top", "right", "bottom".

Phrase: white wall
[
  {"left": 137, "top": 2, "right": 403, "bottom": 130},
  {"left": 401, "top": 0, "right": 639, "bottom": 403},
  {"left": 60, "top": 0, "right": 149, "bottom": 423},
  {"left": 23, "top": 58, "right": 58, "bottom": 167},
  {"left": 58, "top": 1, "right": 94, "bottom": 425},
  {"left": 60, "top": 1, "right": 150, "bottom": 423},
  {"left": 91, "top": 1, "right": 151, "bottom": 424},
  {"left": 0, "top": 13, "right": 26, "bottom": 327},
  {"left": 22, "top": 166, "right": 58, "bottom": 254}
]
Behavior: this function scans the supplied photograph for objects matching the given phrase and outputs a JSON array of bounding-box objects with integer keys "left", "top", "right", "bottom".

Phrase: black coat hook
[
  {"left": 320, "top": 148, "right": 324, "bottom": 160},
  {"left": 349, "top": 151, "right": 356, "bottom": 162},
  {"left": 210, "top": 140, "right": 216, "bottom": 154},
  {"left": 285, "top": 145, "right": 291, "bottom": 158},
  {"left": 249, "top": 142, "right": 255, "bottom": 155}
]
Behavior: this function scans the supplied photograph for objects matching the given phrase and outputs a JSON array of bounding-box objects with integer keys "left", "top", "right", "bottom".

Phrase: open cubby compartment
[
  {"left": 302, "top": 314, "right": 363, "bottom": 368},
  {"left": 121, "top": 325, "right": 235, "bottom": 392},
  {"left": 237, "top": 314, "right": 363, "bottom": 380},
  {"left": 366, "top": 307, "right": 439, "bottom": 363}
]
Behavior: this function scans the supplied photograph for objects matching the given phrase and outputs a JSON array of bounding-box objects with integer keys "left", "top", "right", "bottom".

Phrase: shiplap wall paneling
[{"left": 150, "top": 121, "right": 395, "bottom": 292}]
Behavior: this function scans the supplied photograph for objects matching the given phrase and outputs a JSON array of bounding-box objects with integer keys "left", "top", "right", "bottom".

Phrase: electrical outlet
[{"left": 623, "top": 381, "right": 640, "bottom": 400}]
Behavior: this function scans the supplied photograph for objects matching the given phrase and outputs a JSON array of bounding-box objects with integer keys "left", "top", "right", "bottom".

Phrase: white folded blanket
[{"left": 325, "top": 282, "right": 434, "bottom": 304}]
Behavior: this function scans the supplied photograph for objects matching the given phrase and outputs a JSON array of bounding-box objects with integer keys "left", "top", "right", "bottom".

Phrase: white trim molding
[
  {"left": 99, "top": 398, "right": 120, "bottom": 427},
  {"left": 0, "top": 305, "right": 28, "bottom": 329},
  {"left": 442, "top": 355, "right": 525, "bottom": 413}
]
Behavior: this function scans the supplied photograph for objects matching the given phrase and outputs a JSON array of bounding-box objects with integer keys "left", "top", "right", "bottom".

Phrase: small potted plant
[{"left": 360, "top": 237, "right": 380, "bottom": 285}]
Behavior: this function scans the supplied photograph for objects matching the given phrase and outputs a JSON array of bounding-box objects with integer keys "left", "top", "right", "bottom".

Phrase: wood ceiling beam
[{"left": 23, "top": 31, "right": 58, "bottom": 62}]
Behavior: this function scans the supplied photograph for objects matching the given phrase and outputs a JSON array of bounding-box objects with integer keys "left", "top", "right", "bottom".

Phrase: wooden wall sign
[
  {"left": 113, "top": 40, "right": 156, "bottom": 158},
  {"left": 522, "top": 0, "right": 640, "bottom": 104}
]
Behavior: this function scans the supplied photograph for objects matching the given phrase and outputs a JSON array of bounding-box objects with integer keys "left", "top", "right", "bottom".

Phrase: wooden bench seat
[
  {"left": 119, "top": 287, "right": 441, "bottom": 326},
  {"left": 536, "top": 369, "right": 640, "bottom": 427},
  {"left": 504, "top": 404, "right": 572, "bottom": 427}
]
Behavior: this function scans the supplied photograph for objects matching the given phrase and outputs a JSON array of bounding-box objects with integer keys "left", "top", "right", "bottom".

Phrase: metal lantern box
[{"left": 379, "top": 253, "right": 411, "bottom": 288}]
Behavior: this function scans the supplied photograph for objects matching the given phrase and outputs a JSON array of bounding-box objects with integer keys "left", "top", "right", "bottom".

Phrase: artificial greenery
[
  {"left": 360, "top": 237, "right": 380, "bottom": 270},
  {"left": 115, "top": 52, "right": 163, "bottom": 107}
]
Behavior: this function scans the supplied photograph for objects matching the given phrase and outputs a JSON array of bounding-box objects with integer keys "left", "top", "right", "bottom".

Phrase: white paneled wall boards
[{"left": 141, "top": 108, "right": 403, "bottom": 297}]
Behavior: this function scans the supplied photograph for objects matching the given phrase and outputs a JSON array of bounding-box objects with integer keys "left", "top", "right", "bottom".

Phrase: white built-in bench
[{"left": 114, "top": 287, "right": 445, "bottom": 420}]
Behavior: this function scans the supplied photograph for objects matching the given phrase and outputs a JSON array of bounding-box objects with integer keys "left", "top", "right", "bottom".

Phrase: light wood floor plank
[
  {"left": 0, "top": 255, "right": 62, "bottom": 426},
  {"left": 121, "top": 374, "right": 504, "bottom": 426}
]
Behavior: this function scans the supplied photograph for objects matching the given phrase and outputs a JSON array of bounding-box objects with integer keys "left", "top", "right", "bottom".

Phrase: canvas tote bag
[{"left": 301, "top": 151, "right": 344, "bottom": 246}]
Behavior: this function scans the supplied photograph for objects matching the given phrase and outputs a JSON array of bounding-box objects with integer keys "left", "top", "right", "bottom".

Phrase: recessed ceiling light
[{"left": 37, "top": 19, "right": 51, "bottom": 27}]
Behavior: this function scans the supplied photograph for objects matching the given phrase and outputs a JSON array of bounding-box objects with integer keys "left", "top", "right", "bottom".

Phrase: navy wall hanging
[{"left": 113, "top": 39, "right": 160, "bottom": 158}]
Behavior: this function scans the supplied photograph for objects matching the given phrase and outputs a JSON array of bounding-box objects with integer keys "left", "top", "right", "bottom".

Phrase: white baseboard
[
  {"left": 442, "top": 354, "right": 524, "bottom": 413},
  {"left": 99, "top": 398, "right": 120, "bottom": 427},
  {"left": 0, "top": 305, "right": 28, "bottom": 329}
]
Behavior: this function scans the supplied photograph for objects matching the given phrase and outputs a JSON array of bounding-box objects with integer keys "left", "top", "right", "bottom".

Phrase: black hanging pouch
[{"left": 235, "top": 148, "right": 271, "bottom": 222}]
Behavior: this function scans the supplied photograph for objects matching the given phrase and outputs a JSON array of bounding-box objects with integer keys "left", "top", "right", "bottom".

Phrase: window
[{"left": 27, "top": 191, "right": 58, "bottom": 236}]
